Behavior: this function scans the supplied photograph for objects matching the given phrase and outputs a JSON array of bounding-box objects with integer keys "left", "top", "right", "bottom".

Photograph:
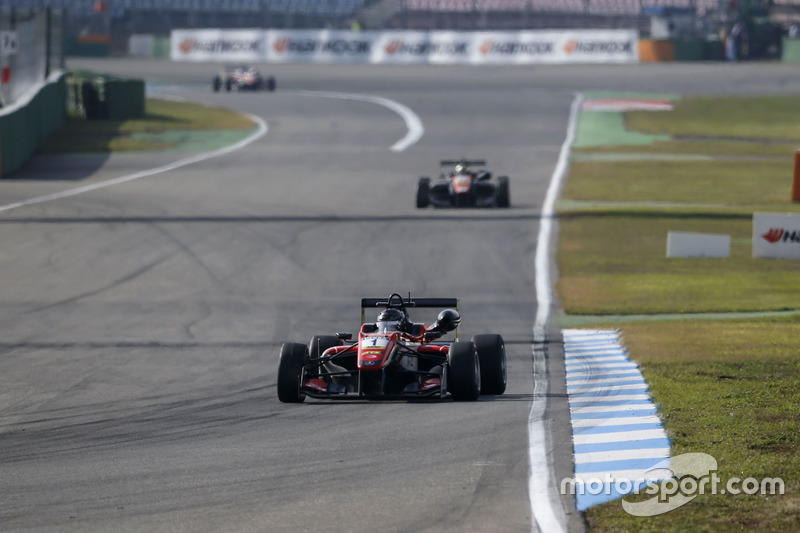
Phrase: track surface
[{"left": 1, "top": 58, "right": 798, "bottom": 533}]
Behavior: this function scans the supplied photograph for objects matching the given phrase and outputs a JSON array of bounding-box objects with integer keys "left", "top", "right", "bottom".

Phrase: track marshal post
[{"left": 792, "top": 150, "right": 800, "bottom": 202}]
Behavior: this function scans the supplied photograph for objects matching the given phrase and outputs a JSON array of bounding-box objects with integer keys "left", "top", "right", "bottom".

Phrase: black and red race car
[
  {"left": 212, "top": 65, "right": 275, "bottom": 92},
  {"left": 277, "top": 293, "right": 507, "bottom": 402},
  {"left": 416, "top": 159, "right": 510, "bottom": 208}
]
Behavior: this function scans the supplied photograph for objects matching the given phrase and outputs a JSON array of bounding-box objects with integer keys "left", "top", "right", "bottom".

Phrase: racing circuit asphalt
[{"left": 1, "top": 58, "right": 800, "bottom": 533}]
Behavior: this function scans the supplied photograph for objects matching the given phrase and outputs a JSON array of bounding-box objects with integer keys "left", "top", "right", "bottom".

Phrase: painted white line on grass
[
  {"left": 0, "top": 113, "right": 268, "bottom": 214},
  {"left": 528, "top": 93, "right": 583, "bottom": 533},
  {"left": 298, "top": 90, "right": 423, "bottom": 152}
]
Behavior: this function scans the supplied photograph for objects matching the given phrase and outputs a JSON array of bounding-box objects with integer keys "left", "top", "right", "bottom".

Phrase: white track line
[
  {"left": 529, "top": 93, "right": 583, "bottom": 533},
  {"left": 298, "top": 90, "right": 424, "bottom": 152},
  {"left": 0, "top": 113, "right": 268, "bottom": 214}
]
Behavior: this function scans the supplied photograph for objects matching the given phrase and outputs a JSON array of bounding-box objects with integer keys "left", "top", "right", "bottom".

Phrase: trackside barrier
[
  {"left": 67, "top": 70, "right": 145, "bottom": 120},
  {"left": 0, "top": 71, "right": 66, "bottom": 179},
  {"left": 782, "top": 38, "right": 800, "bottom": 62},
  {"left": 638, "top": 39, "right": 674, "bottom": 62}
]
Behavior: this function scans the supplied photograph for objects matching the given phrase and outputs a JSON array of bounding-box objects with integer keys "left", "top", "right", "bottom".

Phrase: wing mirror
[
  {"left": 477, "top": 171, "right": 492, "bottom": 181},
  {"left": 336, "top": 332, "right": 353, "bottom": 340},
  {"left": 434, "top": 309, "right": 461, "bottom": 332}
]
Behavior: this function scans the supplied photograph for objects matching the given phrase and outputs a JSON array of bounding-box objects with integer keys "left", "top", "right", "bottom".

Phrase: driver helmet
[
  {"left": 454, "top": 163, "right": 470, "bottom": 174},
  {"left": 376, "top": 308, "right": 409, "bottom": 333}
]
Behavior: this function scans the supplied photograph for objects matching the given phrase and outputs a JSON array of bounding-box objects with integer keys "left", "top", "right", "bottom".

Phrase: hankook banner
[
  {"left": 753, "top": 213, "right": 800, "bottom": 259},
  {"left": 171, "top": 29, "right": 639, "bottom": 64}
]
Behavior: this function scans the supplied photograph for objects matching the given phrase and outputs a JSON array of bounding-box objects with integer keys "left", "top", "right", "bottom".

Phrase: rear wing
[
  {"left": 440, "top": 159, "right": 485, "bottom": 167},
  {"left": 360, "top": 296, "right": 460, "bottom": 340}
]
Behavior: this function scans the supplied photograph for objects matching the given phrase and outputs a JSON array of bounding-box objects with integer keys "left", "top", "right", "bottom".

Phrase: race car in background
[
  {"left": 416, "top": 159, "right": 510, "bottom": 208},
  {"left": 212, "top": 65, "right": 276, "bottom": 92},
  {"left": 277, "top": 293, "right": 507, "bottom": 402}
]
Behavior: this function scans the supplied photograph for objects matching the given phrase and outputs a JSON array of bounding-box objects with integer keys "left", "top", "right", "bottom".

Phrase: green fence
[{"left": 0, "top": 72, "right": 66, "bottom": 178}]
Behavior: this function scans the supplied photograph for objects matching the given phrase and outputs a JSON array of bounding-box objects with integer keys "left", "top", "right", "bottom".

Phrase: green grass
[
  {"left": 563, "top": 159, "right": 797, "bottom": 206},
  {"left": 559, "top": 95, "right": 800, "bottom": 531},
  {"left": 583, "top": 320, "right": 800, "bottom": 533},
  {"left": 625, "top": 96, "right": 800, "bottom": 140},
  {"left": 38, "top": 98, "right": 257, "bottom": 153}
]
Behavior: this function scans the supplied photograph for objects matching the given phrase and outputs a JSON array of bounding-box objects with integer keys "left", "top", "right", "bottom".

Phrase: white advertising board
[
  {"left": 752, "top": 212, "right": 800, "bottom": 259},
  {"left": 667, "top": 232, "right": 730, "bottom": 258},
  {"left": 171, "top": 29, "right": 264, "bottom": 62},
  {"left": 170, "top": 29, "right": 639, "bottom": 65},
  {"left": 265, "top": 30, "right": 374, "bottom": 63}
]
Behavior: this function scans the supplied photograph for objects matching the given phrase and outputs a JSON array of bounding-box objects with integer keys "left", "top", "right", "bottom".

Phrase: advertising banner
[
  {"left": 753, "top": 212, "right": 800, "bottom": 259},
  {"left": 170, "top": 29, "right": 639, "bottom": 65},
  {"left": 171, "top": 29, "right": 264, "bottom": 62},
  {"left": 373, "top": 31, "right": 472, "bottom": 64},
  {"left": 265, "top": 30, "right": 374, "bottom": 63}
]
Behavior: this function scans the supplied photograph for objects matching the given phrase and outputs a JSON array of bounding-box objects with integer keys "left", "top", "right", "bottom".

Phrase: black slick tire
[
  {"left": 212, "top": 76, "right": 221, "bottom": 92},
  {"left": 496, "top": 176, "right": 510, "bottom": 208},
  {"left": 267, "top": 76, "right": 276, "bottom": 92},
  {"left": 416, "top": 177, "right": 430, "bottom": 208},
  {"left": 277, "top": 342, "right": 307, "bottom": 403},
  {"left": 473, "top": 334, "right": 507, "bottom": 395},
  {"left": 448, "top": 341, "right": 480, "bottom": 401}
]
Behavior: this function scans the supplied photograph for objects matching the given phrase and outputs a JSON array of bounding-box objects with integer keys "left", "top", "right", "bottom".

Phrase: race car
[
  {"left": 416, "top": 159, "right": 510, "bottom": 208},
  {"left": 277, "top": 293, "right": 507, "bottom": 402},
  {"left": 212, "top": 65, "right": 275, "bottom": 92}
]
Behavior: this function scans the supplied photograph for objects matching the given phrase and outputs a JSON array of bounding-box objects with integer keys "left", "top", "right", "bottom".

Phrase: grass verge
[
  {"left": 561, "top": 95, "right": 800, "bottom": 531},
  {"left": 38, "top": 98, "right": 257, "bottom": 153}
]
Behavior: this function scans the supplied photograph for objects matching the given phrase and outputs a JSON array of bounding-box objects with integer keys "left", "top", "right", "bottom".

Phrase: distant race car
[
  {"left": 417, "top": 159, "right": 510, "bottom": 208},
  {"left": 212, "top": 65, "right": 275, "bottom": 92},
  {"left": 277, "top": 293, "right": 507, "bottom": 402}
]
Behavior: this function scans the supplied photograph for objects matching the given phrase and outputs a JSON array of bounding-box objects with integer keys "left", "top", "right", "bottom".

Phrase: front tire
[
  {"left": 448, "top": 341, "right": 480, "bottom": 401},
  {"left": 266, "top": 76, "right": 276, "bottom": 92},
  {"left": 212, "top": 76, "right": 221, "bottom": 92},
  {"left": 416, "top": 177, "right": 430, "bottom": 208},
  {"left": 277, "top": 342, "right": 308, "bottom": 403},
  {"left": 473, "top": 334, "right": 507, "bottom": 395},
  {"left": 496, "top": 176, "right": 510, "bottom": 208}
]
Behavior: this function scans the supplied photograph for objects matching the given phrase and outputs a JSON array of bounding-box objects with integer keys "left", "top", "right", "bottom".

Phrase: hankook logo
[
  {"left": 181, "top": 38, "right": 261, "bottom": 54},
  {"left": 564, "top": 39, "right": 633, "bottom": 54},
  {"left": 478, "top": 40, "right": 553, "bottom": 56},
  {"left": 762, "top": 227, "right": 800, "bottom": 243},
  {"left": 271, "top": 37, "right": 370, "bottom": 55},
  {"left": 383, "top": 40, "right": 468, "bottom": 56}
]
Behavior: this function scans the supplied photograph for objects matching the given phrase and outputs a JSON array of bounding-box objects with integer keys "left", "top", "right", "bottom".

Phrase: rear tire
[
  {"left": 448, "top": 341, "right": 480, "bottom": 401},
  {"left": 416, "top": 177, "right": 430, "bottom": 208},
  {"left": 277, "top": 342, "right": 307, "bottom": 403},
  {"left": 225, "top": 78, "right": 233, "bottom": 92},
  {"left": 212, "top": 76, "right": 221, "bottom": 92},
  {"left": 266, "top": 76, "right": 276, "bottom": 92},
  {"left": 473, "top": 334, "right": 507, "bottom": 395},
  {"left": 497, "top": 176, "right": 510, "bottom": 208}
]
